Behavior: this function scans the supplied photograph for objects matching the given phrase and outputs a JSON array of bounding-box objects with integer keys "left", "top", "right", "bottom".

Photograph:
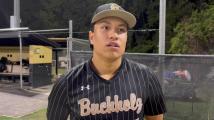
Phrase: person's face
[{"left": 89, "top": 17, "right": 128, "bottom": 61}]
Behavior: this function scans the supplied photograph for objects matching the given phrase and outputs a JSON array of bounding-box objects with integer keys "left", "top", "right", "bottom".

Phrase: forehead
[{"left": 95, "top": 17, "right": 128, "bottom": 28}]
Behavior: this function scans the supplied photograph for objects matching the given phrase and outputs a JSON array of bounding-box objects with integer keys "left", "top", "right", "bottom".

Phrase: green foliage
[
  {"left": 127, "top": 40, "right": 157, "bottom": 53},
  {"left": 169, "top": 5, "right": 214, "bottom": 54},
  {"left": 20, "top": 0, "right": 213, "bottom": 53}
]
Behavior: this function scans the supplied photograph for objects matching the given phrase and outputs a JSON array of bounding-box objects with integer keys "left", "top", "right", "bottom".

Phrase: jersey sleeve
[
  {"left": 144, "top": 68, "right": 167, "bottom": 116},
  {"left": 47, "top": 76, "right": 70, "bottom": 120}
]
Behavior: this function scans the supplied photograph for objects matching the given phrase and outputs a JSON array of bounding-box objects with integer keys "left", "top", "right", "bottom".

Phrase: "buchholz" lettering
[{"left": 78, "top": 93, "right": 143, "bottom": 116}]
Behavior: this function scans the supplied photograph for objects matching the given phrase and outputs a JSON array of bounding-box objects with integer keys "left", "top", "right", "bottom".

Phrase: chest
[{"left": 68, "top": 72, "right": 148, "bottom": 119}]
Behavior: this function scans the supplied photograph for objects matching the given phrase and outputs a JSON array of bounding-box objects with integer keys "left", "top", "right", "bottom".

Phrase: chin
[{"left": 106, "top": 53, "right": 123, "bottom": 60}]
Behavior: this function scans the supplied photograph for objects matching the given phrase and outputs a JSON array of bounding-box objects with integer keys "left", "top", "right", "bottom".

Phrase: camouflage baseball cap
[{"left": 91, "top": 3, "right": 136, "bottom": 28}]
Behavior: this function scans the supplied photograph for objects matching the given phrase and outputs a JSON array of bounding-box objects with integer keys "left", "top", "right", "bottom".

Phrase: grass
[
  {"left": 0, "top": 109, "right": 47, "bottom": 120},
  {"left": 52, "top": 67, "right": 66, "bottom": 75},
  {"left": 165, "top": 100, "right": 214, "bottom": 120}
]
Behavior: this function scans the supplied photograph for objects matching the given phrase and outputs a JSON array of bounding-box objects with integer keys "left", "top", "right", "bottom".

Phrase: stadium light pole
[
  {"left": 14, "top": 0, "right": 20, "bottom": 28},
  {"left": 158, "top": 0, "right": 166, "bottom": 92},
  {"left": 18, "top": 32, "right": 23, "bottom": 89},
  {"left": 14, "top": 0, "right": 25, "bottom": 89},
  {"left": 67, "top": 20, "right": 73, "bottom": 71},
  {"left": 159, "top": 0, "right": 166, "bottom": 54}
]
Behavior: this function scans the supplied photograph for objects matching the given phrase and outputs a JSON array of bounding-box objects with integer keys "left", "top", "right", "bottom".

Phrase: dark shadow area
[{"left": 0, "top": 80, "right": 38, "bottom": 97}]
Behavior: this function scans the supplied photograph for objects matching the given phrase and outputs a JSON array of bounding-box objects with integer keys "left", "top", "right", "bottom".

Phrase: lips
[{"left": 106, "top": 42, "right": 120, "bottom": 48}]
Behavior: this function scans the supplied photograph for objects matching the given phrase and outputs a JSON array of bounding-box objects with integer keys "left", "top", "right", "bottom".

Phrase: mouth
[{"left": 106, "top": 42, "right": 120, "bottom": 48}]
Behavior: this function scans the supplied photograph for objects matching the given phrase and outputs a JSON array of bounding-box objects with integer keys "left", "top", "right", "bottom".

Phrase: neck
[{"left": 91, "top": 55, "right": 122, "bottom": 80}]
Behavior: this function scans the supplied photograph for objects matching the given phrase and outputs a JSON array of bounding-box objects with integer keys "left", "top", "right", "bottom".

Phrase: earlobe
[{"left": 89, "top": 31, "right": 94, "bottom": 45}]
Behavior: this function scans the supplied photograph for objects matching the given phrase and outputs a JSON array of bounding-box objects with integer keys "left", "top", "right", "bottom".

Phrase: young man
[{"left": 47, "top": 3, "right": 166, "bottom": 120}]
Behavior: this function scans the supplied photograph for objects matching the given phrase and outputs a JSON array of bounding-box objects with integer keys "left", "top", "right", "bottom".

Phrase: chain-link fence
[
  {"left": 52, "top": 38, "right": 91, "bottom": 78},
  {"left": 69, "top": 51, "right": 214, "bottom": 120},
  {"left": 51, "top": 37, "right": 214, "bottom": 119}
]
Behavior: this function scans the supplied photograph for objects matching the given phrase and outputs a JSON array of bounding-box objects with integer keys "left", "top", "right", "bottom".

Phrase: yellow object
[
  {"left": 29, "top": 45, "right": 52, "bottom": 64},
  {"left": 0, "top": 47, "right": 28, "bottom": 61}
]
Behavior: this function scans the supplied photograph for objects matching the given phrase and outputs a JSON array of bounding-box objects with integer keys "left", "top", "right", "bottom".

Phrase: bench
[{"left": 0, "top": 65, "right": 29, "bottom": 82}]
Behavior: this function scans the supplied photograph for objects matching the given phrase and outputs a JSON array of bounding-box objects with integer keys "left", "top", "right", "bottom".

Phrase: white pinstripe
[
  {"left": 147, "top": 68, "right": 163, "bottom": 114},
  {"left": 113, "top": 76, "right": 119, "bottom": 120},
  {"left": 80, "top": 68, "right": 86, "bottom": 120},
  {"left": 134, "top": 63, "right": 146, "bottom": 99},
  {"left": 147, "top": 74, "right": 159, "bottom": 115},
  {"left": 121, "top": 68, "right": 129, "bottom": 119},
  {"left": 58, "top": 89, "right": 68, "bottom": 119},
  {"left": 129, "top": 62, "right": 142, "bottom": 119},
  {"left": 104, "top": 81, "right": 108, "bottom": 120},
  {"left": 92, "top": 72, "right": 96, "bottom": 120},
  {"left": 144, "top": 68, "right": 155, "bottom": 115},
  {"left": 124, "top": 61, "right": 135, "bottom": 119},
  {"left": 48, "top": 58, "right": 166, "bottom": 120},
  {"left": 97, "top": 77, "right": 103, "bottom": 120},
  {"left": 106, "top": 82, "right": 113, "bottom": 120},
  {"left": 118, "top": 74, "right": 125, "bottom": 120},
  {"left": 86, "top": 69, "right": 92, "bottom": 120},
  {"left": 48, "top": 79, "right": 67, "bottom": 119},
  {"left": 53, "top": 87, "right": 66, "bottom": 119},
  {"left": 148, "top": 69, "right": 166, "bottom": 113}
]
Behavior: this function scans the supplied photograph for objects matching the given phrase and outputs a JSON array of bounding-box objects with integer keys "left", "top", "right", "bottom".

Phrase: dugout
[{"left": 0, "top": 30, "right": 60, "bottom": 88}]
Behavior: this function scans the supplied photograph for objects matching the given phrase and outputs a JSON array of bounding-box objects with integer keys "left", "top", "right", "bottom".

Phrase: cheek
[
  {"left": 121, "top": 36, "right": 128, "bottom": 48},
  {"left": 93, "top": 34, "right": 106, "bottom": 47}
]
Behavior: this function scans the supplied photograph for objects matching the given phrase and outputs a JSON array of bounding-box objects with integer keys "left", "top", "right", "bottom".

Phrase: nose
[{"left": 108, "top": 29, "right": 118, "bottom": 41}]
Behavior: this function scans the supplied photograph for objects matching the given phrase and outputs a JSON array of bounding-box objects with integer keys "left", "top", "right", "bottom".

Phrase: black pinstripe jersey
[{"left": 47, "top": 58, "right": 166, "bottom": 120}]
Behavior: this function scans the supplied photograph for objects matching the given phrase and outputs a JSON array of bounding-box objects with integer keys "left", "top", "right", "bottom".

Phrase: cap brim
[{"left": 91, "top": 10, "right": 136, "bottom": 28}]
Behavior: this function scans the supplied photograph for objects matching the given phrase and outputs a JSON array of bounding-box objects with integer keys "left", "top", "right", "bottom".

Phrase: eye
[
  {"left": 118, "top": 27, "right": 127, "bottom": 34},
  {"left": 101, "top": 25, "right": 109, "bottom": 31}
]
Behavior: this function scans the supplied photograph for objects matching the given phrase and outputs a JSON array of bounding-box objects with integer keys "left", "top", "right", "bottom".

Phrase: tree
[
  {"left": 19, "top": 0, "right": 213, "bottom": 53},
  {"left": 21, "top": 0, "right": 44, "bottom": 29},
  {"left": 169, "top": 5, "right": 214, "bottom": 54},
  {"left": 165, "top": 0, "right": 212, "bottom": 52}
]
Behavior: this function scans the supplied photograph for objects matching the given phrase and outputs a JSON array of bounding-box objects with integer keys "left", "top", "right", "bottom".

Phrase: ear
[{"left": 89, "top": 31, "right": 94, "bottom": 45}]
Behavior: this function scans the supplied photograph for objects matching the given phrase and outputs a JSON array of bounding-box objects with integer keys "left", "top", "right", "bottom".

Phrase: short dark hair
[
  {"left": 89, "top": 23, "right": 95, "bottom": 50},
  {"left": 90, "top": 23, "right": 95, "bottom": 32}
]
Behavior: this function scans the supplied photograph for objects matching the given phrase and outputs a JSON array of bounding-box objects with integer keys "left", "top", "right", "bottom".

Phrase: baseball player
[{"left": 47, "top": 3, "right": 166, "bottom": 120}]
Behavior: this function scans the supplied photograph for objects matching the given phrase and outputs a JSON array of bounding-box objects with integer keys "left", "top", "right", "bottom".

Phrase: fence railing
[{"left": 68, "top": 51, "right": 214, "bottom": 120}]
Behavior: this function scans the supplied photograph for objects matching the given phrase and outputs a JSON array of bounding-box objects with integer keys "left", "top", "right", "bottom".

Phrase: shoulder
[
  {"left": 54, "top": 60, "right": 89, "bottom": 86},
  {"left": 124, "top": 58, "right": 149, "bottom": 71},
  {"left": 49, "top": 61, "right": 89, "bottom": 97},
  {"left": 64, "top": 60, "right": 88, "bottom": 78},
  {"left": 124, "top": 58, "right": 158, "bottom": 80}
]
